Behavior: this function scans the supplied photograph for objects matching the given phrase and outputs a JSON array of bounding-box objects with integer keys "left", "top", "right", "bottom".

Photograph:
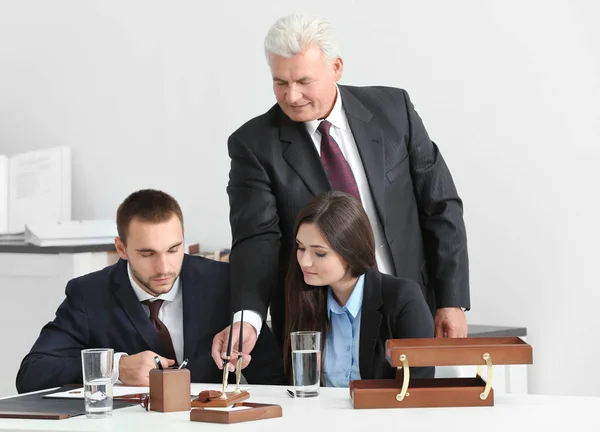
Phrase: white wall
[{"left": 1, "top": 0, "right": 598, "bottom": 397}]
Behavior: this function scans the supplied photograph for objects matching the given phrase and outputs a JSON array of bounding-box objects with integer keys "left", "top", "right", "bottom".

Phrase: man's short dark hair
[{"left": 116, "top": 189, "right": 184, "bottom": 244}]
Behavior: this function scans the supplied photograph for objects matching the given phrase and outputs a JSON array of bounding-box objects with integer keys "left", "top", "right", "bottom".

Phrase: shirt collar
[
  {"left": 327, "top": 274, "right": 365, "bottom": 319},
  {"left": 127, "top": 262, "right": 180, "bottom": 303},
  {"left": 305, "top": 84, "right": 348, "bottom": 138}
]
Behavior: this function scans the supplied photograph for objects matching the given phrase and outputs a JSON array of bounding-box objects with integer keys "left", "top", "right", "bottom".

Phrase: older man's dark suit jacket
[
  {"left": 16, "top": 255, "right": 286, "bottom": 394},
  {"left": 227, "top": 85, "right": 470, "bottom": 345}
]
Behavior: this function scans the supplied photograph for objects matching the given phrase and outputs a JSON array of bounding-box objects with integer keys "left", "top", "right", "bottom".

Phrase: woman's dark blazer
[{"left": 357, "top": 268, "right": 435, "bottom": 380}]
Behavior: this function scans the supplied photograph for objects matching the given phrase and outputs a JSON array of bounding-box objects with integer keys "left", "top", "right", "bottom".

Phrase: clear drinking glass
[
  {"left": 81, "top": 348, "right": 114, "bottom": 418},
  {"left": 290, "top": 331, "right": 321, "bottom": 397}
]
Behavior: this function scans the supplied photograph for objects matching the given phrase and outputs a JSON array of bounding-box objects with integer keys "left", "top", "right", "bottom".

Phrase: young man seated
[{"left": 16, "top": 189, "right": 286, "bottom": 393}]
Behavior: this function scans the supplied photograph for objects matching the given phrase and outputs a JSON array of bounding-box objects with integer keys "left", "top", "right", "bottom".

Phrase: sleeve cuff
[
  {"left": 113, "top": 352, "right": 128, "bottom": 384},
  {"left": 233, "top": 310, "right": 263, "bottom": 337}
]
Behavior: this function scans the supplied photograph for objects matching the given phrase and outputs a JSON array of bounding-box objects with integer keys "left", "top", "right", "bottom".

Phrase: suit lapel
[
  {"left": 181, "top": 255, "right": 201, "bottom": 362},
  {"left": 359, "top": 268, "right": 383, "bottom": 379},
  {"left": 280, "top": 111, "right": 332, "bottom": 196},
  {"left": 111, "top": 259, "right": 163, "bottom": 352},
  {"left": 340, "top": 86, "right": 385, "bottom": 224}
]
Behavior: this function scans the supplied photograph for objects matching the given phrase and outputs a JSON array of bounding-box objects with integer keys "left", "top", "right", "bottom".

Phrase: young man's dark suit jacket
[
  {"left": 227, "top": 85, "right": 470, "bottom": 345},
  {"left": 359, "top": 268, "right": 435, "bottom": 380},
  {"left": 16, "top": 255, "right": 286, "bottom": 394}
]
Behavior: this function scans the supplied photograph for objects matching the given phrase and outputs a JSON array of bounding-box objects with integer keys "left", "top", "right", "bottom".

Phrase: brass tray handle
[
  {"left": 395, "top": 354, "right": 410, "bottom": 401},
  {"left": 477, "top": 352, "right": 493, "bottom": 400}
]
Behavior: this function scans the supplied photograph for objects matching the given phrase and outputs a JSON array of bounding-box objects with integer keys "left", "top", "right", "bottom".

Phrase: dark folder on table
[{"left": 0, "top": 387, "right": 137, "bottom": 420}]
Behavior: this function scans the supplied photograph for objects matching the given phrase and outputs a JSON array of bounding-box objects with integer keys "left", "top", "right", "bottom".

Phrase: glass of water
[
  {"left": 81, "top": 348, "right": 114, "bottom": 418},
  {"left": 290, "top": 331, "right": 321, "bottom": 397}
]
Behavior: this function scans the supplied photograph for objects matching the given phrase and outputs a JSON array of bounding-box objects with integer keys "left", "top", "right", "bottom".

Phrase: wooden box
[
  {"left": 149, "top": 368, "right": 191, "bottom": 413},
  {"left": 350, "top": 337, "right": 532, "bottom": 409}
]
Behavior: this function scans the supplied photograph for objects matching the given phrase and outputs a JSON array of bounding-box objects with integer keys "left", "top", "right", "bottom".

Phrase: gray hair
[{"left": 264, "top": 13, "right": 341, "bottom": 66}]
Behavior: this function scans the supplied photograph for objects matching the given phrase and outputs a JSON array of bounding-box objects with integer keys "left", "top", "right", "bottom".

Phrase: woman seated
[{"left": 283, "top": 191, "right": 435, "bottom": 387}]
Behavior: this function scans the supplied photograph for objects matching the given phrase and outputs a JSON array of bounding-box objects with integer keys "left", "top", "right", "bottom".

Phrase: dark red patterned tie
[
  {"left": 143, "top": 299, "right": 177, "bottom": 362},
  {"left": 318, "top": 120, "right": 362, "bottom": 202}
]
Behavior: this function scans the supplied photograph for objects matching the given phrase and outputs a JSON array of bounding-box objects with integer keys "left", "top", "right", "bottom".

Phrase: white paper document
[
  {"left": 0, "top": 147, "right": 71, "bottom": 234},
  {"left": 24, "top": 219, "right": 117, "bottom": 247},
  {"left": 0, "top": 155, "right": 8, "bottom": 234},
  {"left": 203, "top": 406, "right": 253, "bottom": 411},
  {"left": 44, "top": 386, "right": 149, "bottom": 399}
]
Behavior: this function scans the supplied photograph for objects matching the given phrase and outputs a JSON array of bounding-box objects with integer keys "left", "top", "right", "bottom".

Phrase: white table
[{"left": 1, "top": 384, "right": 599, "bottom": 432}]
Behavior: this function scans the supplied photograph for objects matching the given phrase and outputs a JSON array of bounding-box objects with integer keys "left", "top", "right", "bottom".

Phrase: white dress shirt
[
  {"left": 236, "top": 85, "right": 395, "bottom": 335},
  {"left": 305, "top": 85, "right": 395, "bottom": 275},
  {"left": 113, "top": 264, "right": 184, "bottom": 382}
]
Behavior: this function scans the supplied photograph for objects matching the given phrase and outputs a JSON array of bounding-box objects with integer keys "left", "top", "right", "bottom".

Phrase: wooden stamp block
[{"left": 191, "top": 390, "right": 250, "bottom": 408}]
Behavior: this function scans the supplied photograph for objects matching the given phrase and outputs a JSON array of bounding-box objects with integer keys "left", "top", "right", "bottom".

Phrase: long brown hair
[{"left": 282, "top": 191, "right": 376, "bottom": 381}]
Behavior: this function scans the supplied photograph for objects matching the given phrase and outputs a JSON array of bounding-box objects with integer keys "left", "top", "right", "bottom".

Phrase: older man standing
[{"left": 212, "top": 13, "right": 470, "bottom": 369}]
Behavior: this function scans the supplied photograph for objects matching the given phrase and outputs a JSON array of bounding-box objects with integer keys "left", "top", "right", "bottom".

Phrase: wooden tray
[
  {"left": 351, "top": 377, "right": 494, "bottom": 409},
  {"left": 386, "top": 336, "right": 532, "bottom": 366},
  {"left": 190, "top": 402, "right": 282, "bottom": 424},
  {"left": 352, "top": 336, "right": 532, "bottom": 409}
]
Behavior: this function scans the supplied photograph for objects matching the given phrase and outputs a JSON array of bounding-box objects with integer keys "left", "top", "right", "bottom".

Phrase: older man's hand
[{"left": 434, "top": 307, "right": 467, "bottom": 338}]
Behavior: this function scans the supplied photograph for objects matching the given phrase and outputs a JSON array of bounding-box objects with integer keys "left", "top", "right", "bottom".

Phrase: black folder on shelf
[{"left": 0, "top": 387, "right": 137, "bottom": 420}]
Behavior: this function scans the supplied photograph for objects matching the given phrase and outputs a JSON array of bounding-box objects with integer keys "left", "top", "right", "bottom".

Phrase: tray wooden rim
[
  {"left": 190, "top": 402, "right": 282, "bottom": 424},
  {"left": 385, "top": 336, "right": 533, "bottom": 367},
  {"left": 386, "top": 336, "right": 529, "bottom": 349},
  {"left": 350, "top": 377, "right": 495, "bottom": 409}
]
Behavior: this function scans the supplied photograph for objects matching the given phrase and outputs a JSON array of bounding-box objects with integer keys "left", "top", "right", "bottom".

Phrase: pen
[
  {"left": 221, "top": 312, "right": 235, "bottom": 395},
  {"left": 223, "top": 314, "right": 234, "bottom": 370},
  {"left": 234, "top": 310, "right": 244, "bottom": 393},
  {"left": 153, "top": 355, "right": 163, "bottom": 370},
  {"left": 238, "top": 310, "right": 244, "bottom": 356},
  {"left": 178, "top": 358, "right": 189, "bottom": 369}
]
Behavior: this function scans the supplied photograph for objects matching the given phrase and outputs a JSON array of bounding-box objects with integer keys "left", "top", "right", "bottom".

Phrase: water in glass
[
  {"left": 292, "top": 349, "right": 321, "bottom": 397},
  {"left": 84, "top": 377, "right": 113, "bottom": 418}
]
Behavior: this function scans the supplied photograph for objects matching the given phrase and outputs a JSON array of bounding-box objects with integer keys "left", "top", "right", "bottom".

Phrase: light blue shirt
[{"left": 323, "top": 275, "right": 364, "bottom": 387}]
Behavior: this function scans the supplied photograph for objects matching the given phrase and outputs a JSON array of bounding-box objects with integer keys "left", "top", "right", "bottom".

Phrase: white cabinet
[{"left": 0, "top": 246, "right": 118, "bottom": 397}]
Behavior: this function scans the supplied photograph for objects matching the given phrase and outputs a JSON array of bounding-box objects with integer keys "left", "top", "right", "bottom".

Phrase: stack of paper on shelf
[
  {"left": 25, "top": 219, "right": 117, "bottom": 247},
  {"left": 0, "top": 146, "right": 71, "bottom": 235}
]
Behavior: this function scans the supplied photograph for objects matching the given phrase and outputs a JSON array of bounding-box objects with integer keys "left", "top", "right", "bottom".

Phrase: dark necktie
[
  {"left": 143, "top": 299, "right": 177, "bottom": 363},
  {"left": 318, "top": 120, "right": 362, "bottom": 203}
]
